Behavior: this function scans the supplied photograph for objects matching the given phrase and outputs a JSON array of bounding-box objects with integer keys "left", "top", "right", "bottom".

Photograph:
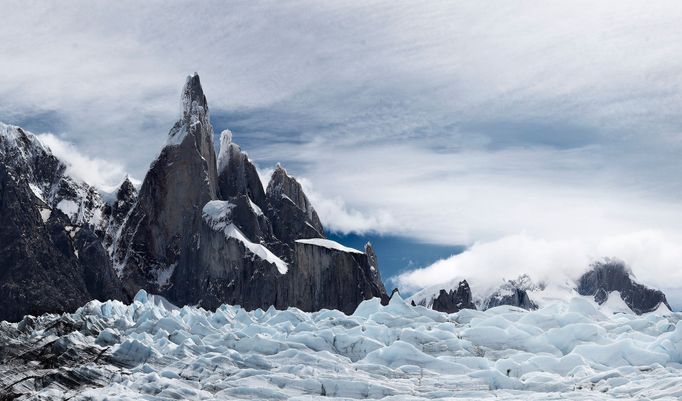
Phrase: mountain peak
[
  {"left": 266, "top": 164, "right": 326, "bottom": 242},
  {"left": 274, "top": 162, "right": 287, "bottom": 174},
  {"left": 220, "top": 129, "right": 233, "bottom": 144},
  {"left": 117, "top": 175, "right": 137, "bottom": 199},
  {"left": 167, "top": 73, "right": 214, "bottom": 147},
  {"left": 577, "top": 259, "right": 669, "bottom": 314},
  {"left": 181, "top": 73, "right": 207, "bottom": 117},
  {"left": 217, "top": 129, "right": 237, "bottom": 174}
]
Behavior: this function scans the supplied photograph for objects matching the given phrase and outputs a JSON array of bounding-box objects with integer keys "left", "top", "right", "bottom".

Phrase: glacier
[{"left": 2, "top": 292, "right": 682, "bottom": 400}]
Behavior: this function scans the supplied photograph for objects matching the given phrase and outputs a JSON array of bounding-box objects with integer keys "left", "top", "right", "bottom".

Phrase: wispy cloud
[
  {"left": 37, "top": 133, "right": 128, "bottom": 191},
  {"left": 1, "top": 1, "right": 682, "bottom": 294}
]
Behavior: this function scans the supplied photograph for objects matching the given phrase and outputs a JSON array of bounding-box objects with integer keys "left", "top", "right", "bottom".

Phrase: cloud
[
  {"left": 37, "top": 133, "right": 129, "bottom": 191},
  {"left": 243, "top": 137, "right": 682, "bottom": 244},
  {"left": 2, "top": 1, "right": 682, "bottom": 175},
  {"left": 393, "top": 231, "right": 682, "bottom": 304},
  {"left": 255, "top": 164, "right": 394, "bottom": 235},
  {"left": 296, "top": 176, "right": 396, "bottom": 234},
  {"left": 1, "top": 1, "right": 681, "bottom": 297}
]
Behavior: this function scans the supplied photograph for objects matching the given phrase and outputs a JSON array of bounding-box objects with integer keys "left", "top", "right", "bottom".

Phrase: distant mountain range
[{"left": 410, "top": 260, "right": 670, "bottom": 315}]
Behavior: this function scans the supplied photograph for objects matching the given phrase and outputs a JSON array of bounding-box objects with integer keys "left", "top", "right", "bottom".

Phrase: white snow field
[{"left": 23, "top": 290, "right": 682, "bottom": 400}]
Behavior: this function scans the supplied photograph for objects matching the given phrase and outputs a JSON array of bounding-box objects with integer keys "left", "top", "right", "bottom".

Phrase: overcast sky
[{"left": 2, "top": 1, "right": 682, "bottom": 299}]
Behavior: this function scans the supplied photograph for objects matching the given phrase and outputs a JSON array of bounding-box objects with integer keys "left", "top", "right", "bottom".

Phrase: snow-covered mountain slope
[
  {"left": 2, "top": 292, "right": 682, "bottom": 400},
  {"left": 0, "top": 122, "right": 108, "bottom": 229},
  {"left": 0, "top": 124, "right": 128, "bottom": 321}
]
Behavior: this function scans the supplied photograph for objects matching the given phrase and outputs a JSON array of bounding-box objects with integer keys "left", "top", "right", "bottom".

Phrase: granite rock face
[
  {"left": 266, "top": 164, "right": 325, "bottom": 246},
  {"left": 167, "top": 199, "right": 284, "bottom": 310},
  {"left": 113, "top": 74, "right": 219, "bottom": 297},
  {"left": 431, "top": 280, "right": 476, "bottom": 313},
  {"left": 289, "top": 240, "right": 389, "bottom": 314},
  {"left": 73, "top": 225, "right": 127, "bottom": 303},
  {"left": 217, "top": 129, "right": 267, "bottom": 210},
  {"left": 577, "top": 260, "right": 671, "bottom": 314}
]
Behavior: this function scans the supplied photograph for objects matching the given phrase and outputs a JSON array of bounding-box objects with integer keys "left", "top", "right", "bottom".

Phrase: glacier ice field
[{"left": 5, "top": 290, "right": 682, "bottom": 400}]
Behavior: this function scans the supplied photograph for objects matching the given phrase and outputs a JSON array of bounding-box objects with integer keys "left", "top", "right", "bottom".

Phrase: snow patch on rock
[
  {"left": 39, "top": 208, "right": 52, "bottom": 223},
  {"left": 56, "top": 199, "right": 79, "bottom": 219},
  {"left": 296, "top": 238, "right": 363, "bottom": 254},
  {"left": 203, "top": 200, "right": 288, "bottom": 274}
]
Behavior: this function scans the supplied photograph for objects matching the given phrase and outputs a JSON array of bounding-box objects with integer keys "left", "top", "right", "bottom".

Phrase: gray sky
[{"left": 2, "top": 1, "right": 682, "bottom": 296}]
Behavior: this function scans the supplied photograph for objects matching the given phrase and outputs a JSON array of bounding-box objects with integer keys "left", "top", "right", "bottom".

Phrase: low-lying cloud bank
[{"left": 393, "top": 230, "right": 682, "bottom": 307}]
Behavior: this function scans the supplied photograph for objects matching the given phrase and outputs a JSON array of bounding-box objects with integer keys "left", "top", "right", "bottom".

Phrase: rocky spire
[
  {"left": 181, "top": 73, "right": 207, "bottom": 116},
  {"left": 267, "top": 164, "right": 313, "bottom": 215},
  {"left": 217, "top": 129, "right": 267, "bottom": 209},
  {"left": 431, "top": 280, "right": 476, "bottom": 313},
  {"left": 364, "top": 241, "right": 387, "bottom": 300},
  {"left": 116, "top": 176, "right": 136, "bottom": 202},
  {"left": 265, "top": 164, "right": 324, "bottom": 244},
  {"left": 217, "top": 129, "right": 233, "bottom": 173},
  {"left": 113, "top": 73, "right": 219, "bottom": 296}
]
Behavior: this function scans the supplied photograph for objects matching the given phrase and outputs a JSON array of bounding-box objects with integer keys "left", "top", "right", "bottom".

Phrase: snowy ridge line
[
  {"left": 203, "top": 200, "right": 288, "bottom": 274},
  {"left": 295, "top": 238, "right": 364, "bottom": 254},
  {"left": 4, "top": 290, "right": 682, "bottom": 400},
  {"left": 0, "top": 121, "right": 109, "bottom": 229}
]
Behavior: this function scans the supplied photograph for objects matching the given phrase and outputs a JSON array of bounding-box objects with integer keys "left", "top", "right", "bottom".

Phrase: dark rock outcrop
[
  {"left": 577, "top": 260, "right": 671, "bottom": 314},
  {"left": 0, "top": 163, "right": 124, "bottom": 322},
  {"left": 266, "top": 164, "right": 325, "bottom": 246},
  {"left": 102, "top": 176, "right": 137, "bottom": 250},
  {"left": 485, "top": 287, "right": 536, "bottom": 310},
  {"left": 217, "top": 129, "right": 267, "bottom": 209},
  {"left": 431, "top": 280, "right": 476, "bottom": 313},
  {"left": 289, "top": 240, "right": 389, "bottom": 314}
]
